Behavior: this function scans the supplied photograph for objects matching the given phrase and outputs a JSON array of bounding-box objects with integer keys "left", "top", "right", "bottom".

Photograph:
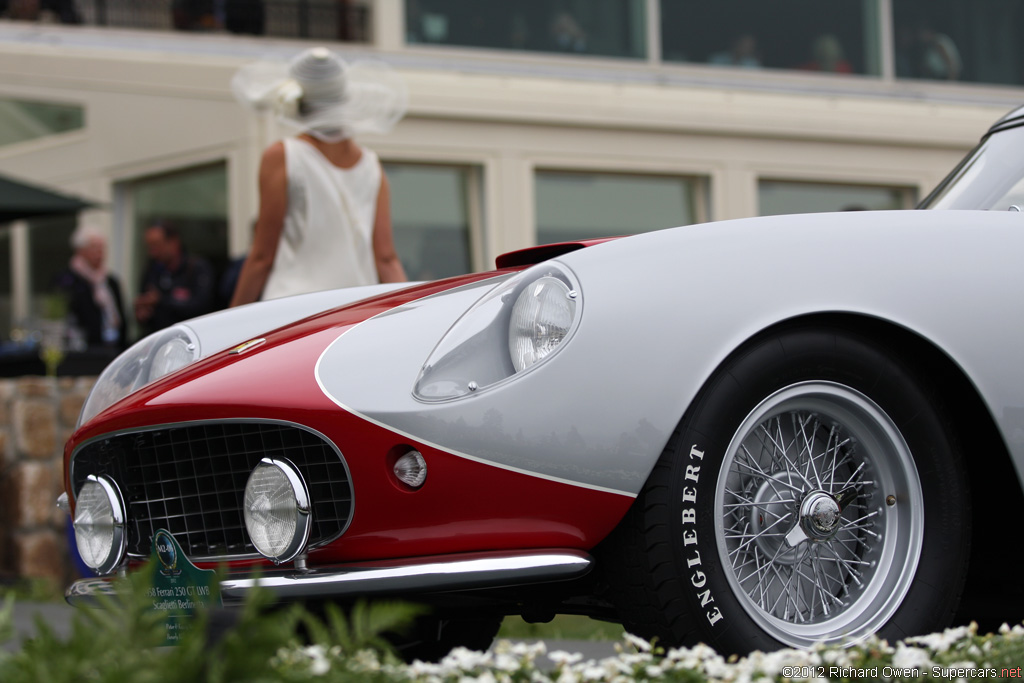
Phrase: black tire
[{"left": 604, "top": 326, "right": 970, "bottom": 654}]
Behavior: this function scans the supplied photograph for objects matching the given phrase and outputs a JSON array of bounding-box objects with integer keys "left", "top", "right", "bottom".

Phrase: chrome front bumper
[{"left": 66, "top": 549, "right": 593, "bottom": 606}]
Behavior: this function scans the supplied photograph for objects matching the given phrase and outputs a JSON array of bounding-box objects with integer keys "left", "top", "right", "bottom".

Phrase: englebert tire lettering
[
  {"left": 605, "top": 326, "right": 969, "bottom": 656},
  {"left": 679, "top": 443, "right": 724, "bottom": 627}
]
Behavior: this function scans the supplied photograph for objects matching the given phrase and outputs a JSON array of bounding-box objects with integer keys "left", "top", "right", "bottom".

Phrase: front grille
[{"left": 71, "top": 421, "right": 353, "bottom": 559}]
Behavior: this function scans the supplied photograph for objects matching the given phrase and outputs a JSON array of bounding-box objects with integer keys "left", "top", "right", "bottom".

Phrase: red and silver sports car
[{"left": 64, "top": 104, "right": 1024, "bottom": 656}]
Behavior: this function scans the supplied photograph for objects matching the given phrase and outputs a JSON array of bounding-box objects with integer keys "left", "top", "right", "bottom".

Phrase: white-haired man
[{"left": 54, "top": 223, "right": 126, "bottom": 350}]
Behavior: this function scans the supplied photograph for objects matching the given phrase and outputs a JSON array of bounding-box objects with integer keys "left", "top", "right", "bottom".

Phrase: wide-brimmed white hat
[{"left": 231, "top": 47, "right": 408, "bottom": 142}]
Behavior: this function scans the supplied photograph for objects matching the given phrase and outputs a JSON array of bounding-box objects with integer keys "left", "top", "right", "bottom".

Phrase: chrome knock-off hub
[{"left": 800, "top": 490, "right": 842, "bottom": 540}]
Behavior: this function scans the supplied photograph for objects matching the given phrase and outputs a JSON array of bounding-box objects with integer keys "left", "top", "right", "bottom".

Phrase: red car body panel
[{"left": 64, "top": 270, "right": 633, "bottom": 568}]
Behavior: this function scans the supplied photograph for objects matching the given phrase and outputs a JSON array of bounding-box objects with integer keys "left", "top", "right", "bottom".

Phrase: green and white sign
[{"left": 143, "top": 529, "right": 222, "bottom": 644}]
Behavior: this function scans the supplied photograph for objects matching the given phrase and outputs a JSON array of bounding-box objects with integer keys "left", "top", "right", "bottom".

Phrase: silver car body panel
[
  {"left": 315, "top": 210, "right": 1024, "bottom": 496},
  {"left": 180, "top": 282, "right": 416, "bottom": 359}
]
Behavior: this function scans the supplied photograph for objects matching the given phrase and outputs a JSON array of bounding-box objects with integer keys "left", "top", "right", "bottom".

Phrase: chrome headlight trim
[
  {"left": 78, "top": 325, "right": 200, "bottom": 428},
  {"left": 73, "top": 474, "right": 127, "bottom": 576},
  {"left": 243, "top": 457, "right": 312, "bottom": 565},
  {"left": 414, "top": 263, "right": 582, "bottom": 402}
]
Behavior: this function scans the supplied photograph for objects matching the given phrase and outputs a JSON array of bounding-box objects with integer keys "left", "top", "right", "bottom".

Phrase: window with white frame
[
  {"left": 28, "top": 215, "right": 77, "bottom": 320},
  {"left": 128, "top": 162, "right": 230, "bottom": 330},
  {"left": 385, "top": 163, "right": 484, "bottom": 280},
  {"left": 1, "top": 215, "right": 79, "bottom": 353},
  {"left": 0, "top": 98, "right": 84, "bottom": 148},
  {"left": 535, "top": 170, "right": 704, "bottom": 245},
  {"left": 0, "top": 228, "right": 11, "bottom": 340},
  {"left": 405, "top": 0, "right": 647, "bottom": 59},
  {"left": 758, "top": 180, "right": 917, "bottom": 216},
  {"left": 893, "top": 0, "right": 1024, "bottom": 86},
  {"left": 660, "top": 0, "right": 882, "bottom": 76}
]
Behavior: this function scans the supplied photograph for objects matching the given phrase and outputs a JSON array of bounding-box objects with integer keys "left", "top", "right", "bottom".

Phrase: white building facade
[{"left": 1, "top": 0, "right": 1021, "bottom": 341}]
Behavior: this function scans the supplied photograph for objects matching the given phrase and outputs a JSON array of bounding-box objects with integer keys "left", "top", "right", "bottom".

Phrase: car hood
[{"left": 180, "top": 282, "right": 421, "bottom": 361}]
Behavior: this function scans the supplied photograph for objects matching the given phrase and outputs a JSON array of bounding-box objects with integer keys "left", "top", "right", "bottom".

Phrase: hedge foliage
[{"left": 3, "top": 575, "right": 1024, "bottom": 682}]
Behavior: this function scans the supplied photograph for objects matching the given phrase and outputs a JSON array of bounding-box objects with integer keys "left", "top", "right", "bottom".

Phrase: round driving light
[
  {"left": 73, "top": 475, "right": 127, "bottom": 575},
  {"left": 394, "top": 451, "right": 427, "bottom": 488},
  {"left": 509, "top": 276, "right": 576, "bottom": 372},
  {"left": 243, "top": 458, "right": 311, "bottom": 564}
]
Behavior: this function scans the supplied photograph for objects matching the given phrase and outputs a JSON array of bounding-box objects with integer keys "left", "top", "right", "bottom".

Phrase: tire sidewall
[{"left": 666, "top": 327, "right": 967, "bottom": 654}]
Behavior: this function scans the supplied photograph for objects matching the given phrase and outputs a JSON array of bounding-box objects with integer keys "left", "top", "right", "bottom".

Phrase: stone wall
[{"left": 0, "top": 376, "right": 95, "bottom": 586}]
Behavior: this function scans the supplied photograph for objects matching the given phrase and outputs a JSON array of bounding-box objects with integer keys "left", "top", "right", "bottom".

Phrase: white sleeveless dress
[{"left": 261, "top": 137, "right": 382, "bottom": 300}]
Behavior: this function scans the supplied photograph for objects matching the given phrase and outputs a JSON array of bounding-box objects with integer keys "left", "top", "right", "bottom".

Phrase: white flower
[
  {"left": 622, "top": 633, "right": 652, "bottom": 653},
  {"left": 299, "top": 644, "right": 331, "bottom": 676},
  {"left": 509, "top": 641, "right": 546, "bottom": 659},
  {"left": 905, "top": 624, "right": 975, "bottom": 653},
  {"left": 493, "top": 652, "right": 522, "bottom": 672},
  {"left": 555, "top": 668, "right": 579, "bottom": 683},
  {"left": 549, "top": 651, "right": 584, "bottom": 666},
  {"left": 891, "top": 643, "right": 934, "bottom": 670},
  {"left": 349, "top": 649, "right": 383, "bottom": 672},
  {"left": 274, "top": 79, "right": 302, "bottom": 119},
  {"left": 458, "top": 673, "right": 498, "bottom": 683},
  {"left": 443, "top": 646, "right": 494, "bottom": 671}
]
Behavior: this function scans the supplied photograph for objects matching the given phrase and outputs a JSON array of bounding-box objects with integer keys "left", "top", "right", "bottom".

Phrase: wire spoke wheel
[
  {"left": 605, "top": 328, "right": 968, "bottom": 654},
  {"left": 715, "top": 381, "right": 923, "bottom": 647}
]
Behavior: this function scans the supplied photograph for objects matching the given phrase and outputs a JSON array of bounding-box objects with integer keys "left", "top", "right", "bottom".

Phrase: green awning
[{"left": 0, "top": 173, "right": 94, "bottom": 224}]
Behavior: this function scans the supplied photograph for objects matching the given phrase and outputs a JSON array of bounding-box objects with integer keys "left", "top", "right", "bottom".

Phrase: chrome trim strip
[
  {"left": 66, "top": 549, "right": 593, "bottom": 606},
  {"left": 229, "top": 338, "right": 267, "bottom": 354}
]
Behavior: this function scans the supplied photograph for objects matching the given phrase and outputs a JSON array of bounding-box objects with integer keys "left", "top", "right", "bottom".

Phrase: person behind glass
[
  {"left": 53, "top": 223, "right": 126, "bottom": 351},
  {"left": 917, "top": 25, "right": 961, "bottom": 81},
  {"left": 547, "top": 10, "right": 587, "bottom": 53},
  {"left": 229, "top": 47, "right": 409, "bottom": 306},
  {"left": 798, "top": 34, "right": 853, "bottom": 74},
  {"left": 134, "top": 221, "right": 214, "bottom": 336},
  {"left": 0, "top": 0, "right": 80, "bottom": 22},
  {"left": 708, "top": 33, "right": 761, "bottom": 68}
]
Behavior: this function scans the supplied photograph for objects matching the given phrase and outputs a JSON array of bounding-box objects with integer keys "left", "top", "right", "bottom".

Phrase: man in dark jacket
[{"left": 134, "top": 221, "right": 214, "bottom": 337}]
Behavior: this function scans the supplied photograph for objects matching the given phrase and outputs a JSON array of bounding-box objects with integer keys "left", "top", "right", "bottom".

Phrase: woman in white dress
[{"left": 230, "top": 47, "right": 408, "bottom": 305}]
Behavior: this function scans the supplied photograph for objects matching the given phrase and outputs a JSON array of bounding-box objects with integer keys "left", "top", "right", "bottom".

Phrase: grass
[
  {"left": 498, "top": 614, "right": 624, "bottom": 641},
  {"left": 0, "top": 578, "right": 64, "bottom": 604}
]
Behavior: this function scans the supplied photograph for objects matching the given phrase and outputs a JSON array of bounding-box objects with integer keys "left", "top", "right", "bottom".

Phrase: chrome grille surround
[{"left": 70, "top": 420, "right": 353, "bottom": 561}]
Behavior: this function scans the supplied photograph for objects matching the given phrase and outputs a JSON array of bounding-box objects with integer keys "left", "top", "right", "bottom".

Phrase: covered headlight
[
  {"left": 243, "top": 458, "right": 311, "bottom": 564},
  {"left": 414, "top": 263, "right": 581, "bottom": 401},
  {"left": 509, "top": 276, "right": 577, "bottom": 372},
  {"left": 73, "top": 475, "right": 127, "bottom": 575},
  {"left": 78, "top": 325, "right": 200, "bottom": 427}
]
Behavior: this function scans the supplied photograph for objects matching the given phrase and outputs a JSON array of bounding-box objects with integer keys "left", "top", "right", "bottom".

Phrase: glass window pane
[
  {"left": 406, "top": 0, "right": 646, "bottom": 59},
  {"left": 536, "top": 171, "right": 699, "bottom": 245},
  {"left": 0, "top": 228, "right": 10, "bottom": 340},
  {"left": 661, "top": 0, "right": 881, "bottom": 76},
  {"left": 758, "top": 180, "right": 914, "bottom": 216},
  {"left": 0, "top": 98, "right": 84, "bottom": 147},
  {"left": 893, "top": 0, "right": 1024, "bottom": 86},
  {"left": 385, "top": 163, "right": 476, "bottom": 280},
  {"left": 131, "top": 163, "right": 229, "bottom": 319},
  {"left": 28, "top": 216, "right": 76, "bottom": 319},
  {"left": 63, "top": 1, "right": 369, "bottom": 42}
]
